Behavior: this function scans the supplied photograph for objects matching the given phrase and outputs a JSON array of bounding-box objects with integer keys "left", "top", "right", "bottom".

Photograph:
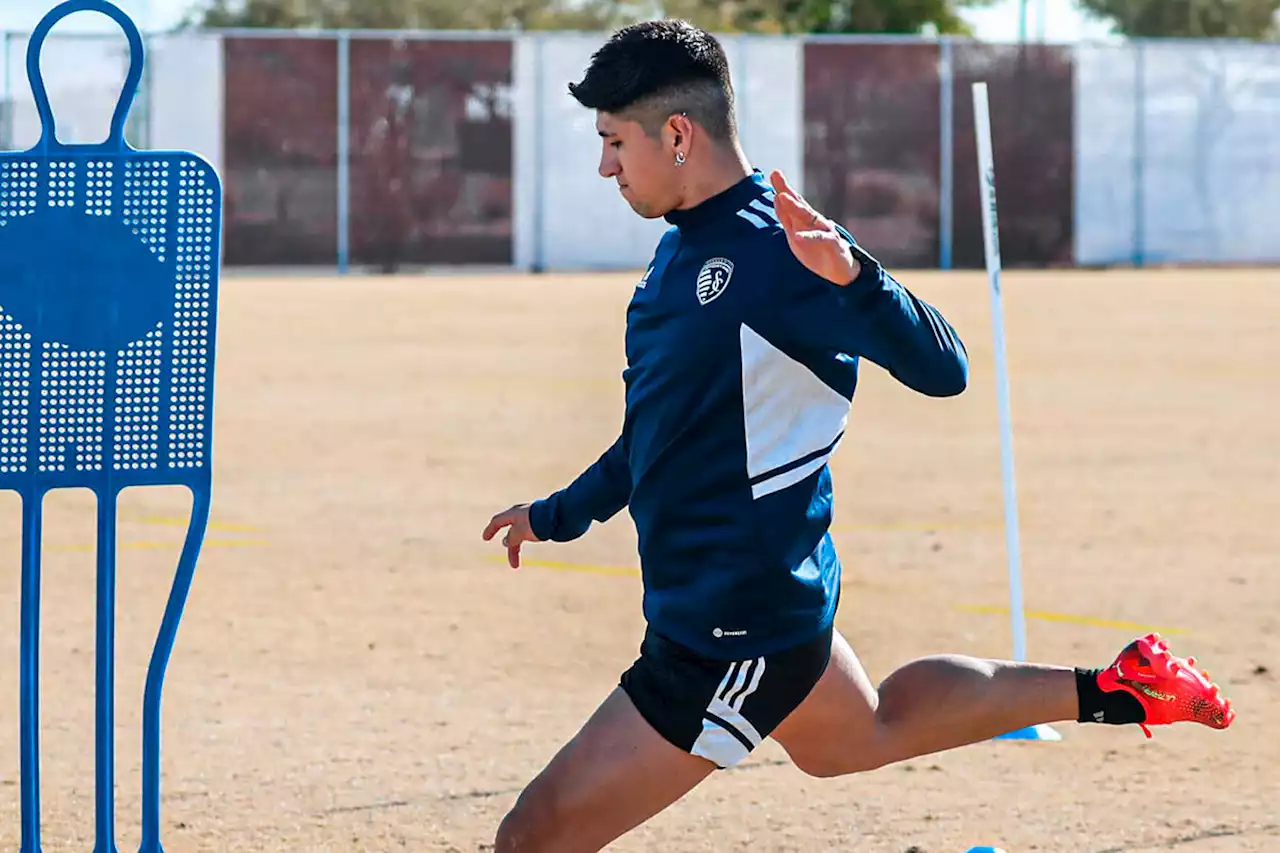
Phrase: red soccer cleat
[{"left": 1097, "top": 632, "right": 1235, "bottom": 738}]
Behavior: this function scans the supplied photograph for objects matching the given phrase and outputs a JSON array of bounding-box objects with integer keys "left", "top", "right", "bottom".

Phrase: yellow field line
[
  {"left": 136, "top": 516, "right": 264, "bottom": 534},
  {"left": 493, "top": 556, "right": 1189, "bottom": 635},
  {"left": 830, "top": 520, "right": 999, "bottom": 534},
  {"left": 46, "top": 538, "right": 269, "bottom": 553},
  {"left": 954, "top": 604, "right": 1188, "bottom": 636},
  {"left": 498, "top": 556, "right": 640, "bottom": 577}
]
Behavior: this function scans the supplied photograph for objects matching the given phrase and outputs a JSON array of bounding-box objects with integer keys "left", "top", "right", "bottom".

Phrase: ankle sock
[{"left": 1075, "top": 668, "right": 1147, "bottom": 725}]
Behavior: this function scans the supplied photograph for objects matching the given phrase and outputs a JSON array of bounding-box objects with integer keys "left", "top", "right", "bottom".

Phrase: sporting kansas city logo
[{"left": 696, "top": 257, "right": 734, "bottom": 306}]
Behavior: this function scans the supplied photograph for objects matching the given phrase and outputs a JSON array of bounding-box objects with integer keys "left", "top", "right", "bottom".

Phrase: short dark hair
[{"left": 568, "top": 20, "right": 736, "bottom": 142}]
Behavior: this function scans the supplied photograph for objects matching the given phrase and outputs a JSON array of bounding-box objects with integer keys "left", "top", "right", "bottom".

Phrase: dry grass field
[{"left": 0, "top": 267, "right": 1277, "bottom": 852}]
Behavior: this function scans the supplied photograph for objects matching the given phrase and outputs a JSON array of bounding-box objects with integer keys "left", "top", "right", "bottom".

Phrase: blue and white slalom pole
[{"left": 971, "top": 82, "right": 1060, "bottom": 743}]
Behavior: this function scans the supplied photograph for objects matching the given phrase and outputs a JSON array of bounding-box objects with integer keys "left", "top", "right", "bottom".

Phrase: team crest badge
[{"left": 696, "top": 257, "right": 734, "bottom": 306}]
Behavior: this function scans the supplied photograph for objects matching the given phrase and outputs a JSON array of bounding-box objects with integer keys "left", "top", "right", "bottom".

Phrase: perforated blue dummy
[{"left": 0, "top": 2, "right": 222, "bottom": 851}]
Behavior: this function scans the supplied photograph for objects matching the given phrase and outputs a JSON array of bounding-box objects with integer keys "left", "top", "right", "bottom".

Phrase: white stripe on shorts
[{"left": 691, "top": 656, "right": 767, "bottom": 768}]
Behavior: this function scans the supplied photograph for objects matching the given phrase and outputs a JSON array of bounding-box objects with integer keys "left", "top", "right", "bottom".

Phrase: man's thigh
[
  {"left": 496, "top": 686, "right": 715, "bottom": 853},
  {"left": 769, "top": 628, "right": 886, "bottom": 776},
  {"left": 497, "top": 625, "right": 836, "bottom": 852}
]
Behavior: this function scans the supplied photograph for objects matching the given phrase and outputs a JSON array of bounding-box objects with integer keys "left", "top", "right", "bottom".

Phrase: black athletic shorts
[{"left": 619, "top": 625, "right": 833, "bottom": 769}]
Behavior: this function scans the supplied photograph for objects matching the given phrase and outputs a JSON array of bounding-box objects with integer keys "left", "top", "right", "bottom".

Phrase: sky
[{"left": 0, "top": 0, "right": 1119, "bottom": 41}]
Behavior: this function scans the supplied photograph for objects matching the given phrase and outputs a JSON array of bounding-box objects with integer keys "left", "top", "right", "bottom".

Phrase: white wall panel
[
  {"left": 1074, "top": 44, "right": 1139, "bottom": 267},
  {"left": 147, "top": 33, "right": 224, "bottom": 178},
  {"left": 1076, "top": 41, "right": 1280, "bottom": 266},
  {"left": 515, "top": 32, "right": 806, "bottom": 272}
]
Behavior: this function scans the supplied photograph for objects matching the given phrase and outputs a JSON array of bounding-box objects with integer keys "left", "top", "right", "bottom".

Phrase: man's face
[{"left": 596, "top": 111, "right": 681, "bottom": 219}]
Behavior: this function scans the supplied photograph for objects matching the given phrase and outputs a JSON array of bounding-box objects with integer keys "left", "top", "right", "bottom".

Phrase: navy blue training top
[{"left": 529, "top": 171, "right": 969, "bottom": 660}]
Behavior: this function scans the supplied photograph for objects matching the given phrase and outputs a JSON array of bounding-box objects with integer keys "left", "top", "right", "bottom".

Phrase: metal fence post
[
  {"left": 939, "top": 37, "right": 954, "bottom": 271},
  {"left": 1132, "top": 41, "right": 1145, "bottom": 268},
  {"left": 337, "top": 31, "right": 351, "bottom": 274},
  {"left": 735, "top": 33, "right": 748, "bottom": 159},
  {"left": 532, "top": 32, "right": 546, "bottom": 274},
  {"left": 125, "top": 31, "right": 152, "bottom": 149},
  {"left": 2, "top": 31, "right": 11, "bottom": 151}
]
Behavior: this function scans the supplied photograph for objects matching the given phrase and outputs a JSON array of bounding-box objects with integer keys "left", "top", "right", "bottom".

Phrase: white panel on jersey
[{"left": 740, "top": 324, "right": 850, "bottom": 500}]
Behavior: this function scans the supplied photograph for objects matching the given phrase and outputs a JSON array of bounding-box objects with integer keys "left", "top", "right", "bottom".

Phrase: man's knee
[
  {"left": 493, "top": 805, "right": 521, "bottom": 853},
  {"left": 494, "top": 799, "right": 547, "bottom": 853},
  {"left": 493, "top": 786, "right": 564, "bottom": 853},
  {"left": 792, "top": 749, "right": 890, "bottom": 779}
]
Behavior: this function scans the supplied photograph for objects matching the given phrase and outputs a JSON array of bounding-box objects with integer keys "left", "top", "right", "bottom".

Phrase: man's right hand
[
  {"left": 482, "top": 503, "right": 542, "bottom": 568},
  {"left": 770, "top": 170, "right": 860, "bottom": 287}
]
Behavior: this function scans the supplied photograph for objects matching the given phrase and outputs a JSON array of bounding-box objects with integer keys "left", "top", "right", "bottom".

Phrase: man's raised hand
[{"left": 770, "top": 170, "right": 860, "bottom": 287}]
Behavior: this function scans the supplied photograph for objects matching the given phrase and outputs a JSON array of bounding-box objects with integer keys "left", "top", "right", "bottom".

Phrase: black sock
[{"left": 1075, "top": 668, "right": 1147, "bottom": 725}]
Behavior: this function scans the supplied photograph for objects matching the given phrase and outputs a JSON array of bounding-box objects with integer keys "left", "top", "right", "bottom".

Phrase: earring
[{"left": 675, "top": 151, "right": 686, "bottom": 167}]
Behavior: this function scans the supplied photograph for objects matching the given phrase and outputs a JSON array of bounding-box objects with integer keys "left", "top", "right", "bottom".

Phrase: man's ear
[{"left": 667, "top": 112, "right": 694, "bottom": 155}]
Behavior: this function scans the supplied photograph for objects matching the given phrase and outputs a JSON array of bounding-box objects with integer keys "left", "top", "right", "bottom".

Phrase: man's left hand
[{"left": 770, "top": 170, "right": 860, "bottom": 287}]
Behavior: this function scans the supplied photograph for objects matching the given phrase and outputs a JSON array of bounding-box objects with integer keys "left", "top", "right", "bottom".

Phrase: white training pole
[{"left": 972, "top": 82, "right": 1028, "bottom": 665}]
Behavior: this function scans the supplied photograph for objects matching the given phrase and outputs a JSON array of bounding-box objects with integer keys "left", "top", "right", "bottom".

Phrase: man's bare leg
[
  {"left": 773, "top": 628, "right": 1232, "bottom": 777},
  {"left": 772, "top": 630, "right": 1082, "bottom": 777},
  {"left": 495, "top": 687, "right": 716, "bottom": 853}
]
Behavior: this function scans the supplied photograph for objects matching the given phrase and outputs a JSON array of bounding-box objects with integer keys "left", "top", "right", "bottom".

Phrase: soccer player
[{"left": 482, "top": 20, "right": 1234, "bottom": 853}]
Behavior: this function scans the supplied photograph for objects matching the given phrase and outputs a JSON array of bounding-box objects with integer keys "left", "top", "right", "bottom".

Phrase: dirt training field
[{"left": 0, "top": 268, "right": 1276, "bottom": 852}]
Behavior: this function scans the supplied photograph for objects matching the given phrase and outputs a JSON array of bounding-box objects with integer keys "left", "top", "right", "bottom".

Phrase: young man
[{"left": 482, "top": 20, "right": 1234, "bottom": 853}]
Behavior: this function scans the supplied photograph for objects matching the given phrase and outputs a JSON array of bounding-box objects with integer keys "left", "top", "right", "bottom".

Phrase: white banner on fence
[
  {"left": 147, "top": 33, "right": 224, "bottom": 178},
  {"left": 514, "top": 32, "right": 803, "bottom": 272},
  {"left": 3, "top": 31, "right": 223, "bottom": 179},
  {"left": 6, "top": 31, "right": 129, "bottom": 149},
  {"left": 1076, "top": 41, "right": 1280, "bottom": 266},
  {"left": 1074, "top": 44, "right": 1140, "bottom": 267}
]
